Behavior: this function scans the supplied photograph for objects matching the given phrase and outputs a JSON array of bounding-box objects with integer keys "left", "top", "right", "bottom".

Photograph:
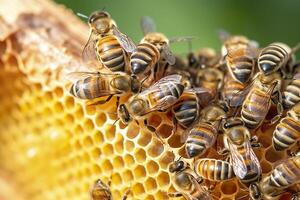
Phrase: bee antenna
[
  {"left": 77, "top": 13, "right": 89, "bottom": 19},
  {"left": 101, "top": 6, "right": 106, "bottom": 11},
  {"left": 113, "top": 118, "right": 119, "bottom": 126}
]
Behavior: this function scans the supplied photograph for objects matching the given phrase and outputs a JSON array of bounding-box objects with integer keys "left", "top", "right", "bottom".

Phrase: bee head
[
  {"left": 88, "top": 11, "right": 116, "bottom": 34},
  {"left": 187, "top": 52, "right": 198, "bottom": 68},
  {"left": 130, "top": 75, "right": 141, "bottom": 93},
  {"left": 169, "top": 157, "right": 188, "bottom": 173},
  {"left": 118, "top": 104, "right": 132, "bottom": 125},
  {"left": 141, "top": 32, "right": 169, "bottom": 51}
]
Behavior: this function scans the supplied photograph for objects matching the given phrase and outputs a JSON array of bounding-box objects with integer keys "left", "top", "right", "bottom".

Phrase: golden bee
[
  {"left": 131, "top": 16, "right": 193, "bottom": 77},
  {"left": 222, "top": 73, "right": 248, "bottom": 108},
  {"left": 194, "top": 158, "right": 235, "bottom": 182},
  {"left": 273, "top": 102, "right": 300, "bottom": 151},
  {"left": 82, "top": 11, "right": 136, "bottom": 72},
  {"left": 240, "top": 72, "right": 283, "bottom": 129},
  {"left": 219, "top": 117, "right": 261, "bottom": 187},
  {"left": 258, "top": 42, "right": 300, "bottom": 76},
  {"left": 90, "top": 179, "right": 130, "bottom": 200},
  {"left": 185, "top": 103, "right": 227, "bottom": 158},
  {"left": 256, "top": 155, "right": 300, "bottom": 200},
  {"left": 67, "top": 71, "right": 140, "bottom": 106},
  {"left": 283, "top": 73, "right": 300, "bottom": 109},
  {"left": 225, "top": 46, "right": 257, "bottom": 83},
  {"left": 117, "top": 74, "right": 184, "bottom": 128},
  {"left": 171, "top": 87, "right": 213, "bottom": 132},
  {"left": 168, "top": 159, "right": 213, "bottom": 200},
  {"left": 195, "top": 67, "right": 224, "bottom": 98}
]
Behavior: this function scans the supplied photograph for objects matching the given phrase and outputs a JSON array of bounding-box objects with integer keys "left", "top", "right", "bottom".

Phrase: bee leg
[
  {"left": 271, "top": 102, "right": 283, "bottom": 124},
  {"left": 121, "top": 188, "right": 131, "bottom": 200},
  {"left": 250, "top": 136, "right": 262, "bottom": 148},
  {"left": 217, "top": 147, "right": 229, "bottom": 156},
  {"left": 168, "top": 192, "right": 183, "bottom": 197},
  {"left": 116, "top": 96, "right": 120, "bottom": 108},
  {"left": 144, "top": 119, "right": 164, "bottom": 144}
]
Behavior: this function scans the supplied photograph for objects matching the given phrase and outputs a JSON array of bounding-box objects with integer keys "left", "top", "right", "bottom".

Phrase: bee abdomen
[
  {"left": 185, "top": 123, "right": 217, "bottom": 158},
  {"left": 283, "top": 79, "right": 300, "bottom": 109},
  {"left": 269, "top": 157, "right": 300, "bottom": 188},
  {"left": 241, "top": 90, "right": 270, "bottom": 129},
  {"left": 258, "top": 44, "right": 289, "bottom": 74},
  {"left": 230, "top": 56, "right": 254, "bottom": 83},
  {"left": 173, "top": 99, "right": 198, "bottom": 128},
  {"left": 273, "top": 117, "right": 300, "bottom": 151},
  {"left": 97, "top": 35, "right": 126, "bottom": 72},
  {"left": 130, "top": 43, "right": 159, "bottom": 75},
  {"left": 70, "top": 76, "right": 110, "bottom": 100},
  {"left": 195, "top": 158, "right": 234, "bottom": 181}
]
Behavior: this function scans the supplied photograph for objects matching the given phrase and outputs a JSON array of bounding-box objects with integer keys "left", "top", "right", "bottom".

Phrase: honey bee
[
  {"left": 222, "top": 74, "right": 248, "bottom": 108},
  {"left": 67, "top": 71, "right": 140, "bottom": 105},
  {"left": 195, "top": 68, "right": 224, "bottom": 98},
  {"left": 90, "top": 179, "right": 130, "bottom": 200},
  {"left": 171, "top": 87, "right": 214, "bottom": 132},
  {"left": 117, "top": 74, "right": 184, "bottom": 127},
  {"left": 219, "top": 117, "right": 261, "bottom": 187},
  {"left": 273, "top": 102, "right": 300, "bottom": 151},
  {"left": 240, "top": 72, "right": 283, "bottom": 129},
  {"left": 187, "top": 47, "right": 220, "bottom": 70},
  {"left": 258, "top": 42, "right": 300, "bottom": 76},
  {"left": 168, "top": 159, "right": 213, "bottom": 200},
  {"left": 283, "top": 73, "right": 300, "bottom": 109},
  {"left": 81, "top": 11, "right": 136, "bottom": 72},
  {"left": 257, "top": 155, "right": 300, "bottom": 200},
  {"left": 194, "top": 158, "right": 235, "bottom": 182},
  {"left": 130, "top": 16, "right": 193, "bottom": 77},
  {"left": 225, "top": 46, "right": 257, "bottom": 83},
  {"left": 185, "top": 103, "right": 227, "bottom": 158}
]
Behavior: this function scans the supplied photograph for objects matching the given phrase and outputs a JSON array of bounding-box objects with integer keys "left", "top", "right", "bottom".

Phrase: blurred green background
[{"left": 55, "top": 0, "right": 300, "bottom": 57}]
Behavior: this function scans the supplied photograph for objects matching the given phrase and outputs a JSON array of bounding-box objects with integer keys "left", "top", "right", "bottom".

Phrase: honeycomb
[{"left": 0, "top": 1, "right": 294, "bottom": 200}]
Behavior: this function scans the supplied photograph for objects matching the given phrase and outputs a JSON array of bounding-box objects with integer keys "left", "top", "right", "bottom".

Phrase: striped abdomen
[
  {"left": 268, "top": 156, "right": 300, "bottom": 188},
  {"left": 130, "top": 43, "right": 160, "bottom": 75},
  {"left": 258, "top": 43, "right": 290, "bottom": 75},
  {"left": 148, "top": 82, "right": 184, "bottom": 109},
  {"left": 195, "top": 158, "right": 234, "bottom": 181},
  {"left": 223, "top": 75, "right": 248, "bottom": 107},
  {"left": 172, "top": 92, "right": 199, "bottom": 128},
  {"left": 185, "top": 122, "right": 217, "bottom": 158},
  {"left": 283, "top": 79, "right": 300, "bottom": 109},
  {"left": 236, "top": 146, "right": 261, "bottom": 185},
  {"left": 273, "top": 117, "right": 300, "bottom": 151},
  {"left": 96, "top": 35, "right": 126, "bottom": 72},
  {"left": 241, "top": 88, "right": 271, "bottom": 129},
  {"left": 70, "top": 76, "right": 111, "bottom": 99},
  {"left": 226, "top": 47, "right": 254, "bottom": 83}
]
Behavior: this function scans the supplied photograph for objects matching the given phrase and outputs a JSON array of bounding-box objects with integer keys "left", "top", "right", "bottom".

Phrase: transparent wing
[
  {"left": 191, "top": 175, "right": 212, "bottom": 200},
  {"left": 169, "top": 36, "right": 195, "bottom": 44},
  {"left": 218, "top": 29, "right": 231, "bottom": 42},
  {"left": 147, "top": 95, "right": 178, "bottom": 112},
  {"left": 228, "top": 141, "right": 248, "bottom": 179},
  {"left": 140, "top": 16, "right": 156, "bottom": 35},
  {"left": 161, "top": 45, "right": 176, "bottom": 65},
  {"left": 186, "top": 87, "right": 214, "bottom": 107},
  {"left": 245, "top": 140, "right": 262, "bottom": 176},
  {"left": 66, "top": 72, "right": 101, "bottom": 83},
  {"left": 82, "top": 29, "right": 98, "bottom": 62},
  {"left": 293, "top": 72, "right": 300, "bottom": 80},
  {"left": 112, "top": 25, "right": 136, "bottom": 53}
]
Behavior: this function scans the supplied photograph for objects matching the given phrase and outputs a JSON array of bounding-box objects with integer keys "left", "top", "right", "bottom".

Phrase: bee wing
[
  {"left": 293, "top": 72, "right": 300, "bottom": 80},
  {"left": 82, "top": 29, "right": 98, "bottom": 62},
  {"left": 161, "top": 45, "right": 176, "bottom": 65},
  {"left": 228, "top": 141, "right": 248, "bottom": 179},
  {"left": 190, "top": 175, "right": 213, "bottom": 200},
  {"left": 112, "top": 25, "right": 136, "bottom": 53},
  {"left": 245, "top": 140, "right": 262, "bottom": 175},
  {"left": 66, "top": 72, "right": 101, "bottom": 82},
  {"left": 169, "top": 36, "right": 196, "bottom": 44},
  {"left": 140, "top": 16, "right": 156, "bottom": 35},
  {"left": 218, "top": 29, "right": 231, "bottom": 42},
  {"left": 186, "top": 87, "right": 214, "bottom": 107}
]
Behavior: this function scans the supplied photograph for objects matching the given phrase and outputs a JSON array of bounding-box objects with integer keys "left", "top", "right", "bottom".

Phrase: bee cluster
[{"left": 71, "top": 10, "right": 300, "bottom": 200}]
